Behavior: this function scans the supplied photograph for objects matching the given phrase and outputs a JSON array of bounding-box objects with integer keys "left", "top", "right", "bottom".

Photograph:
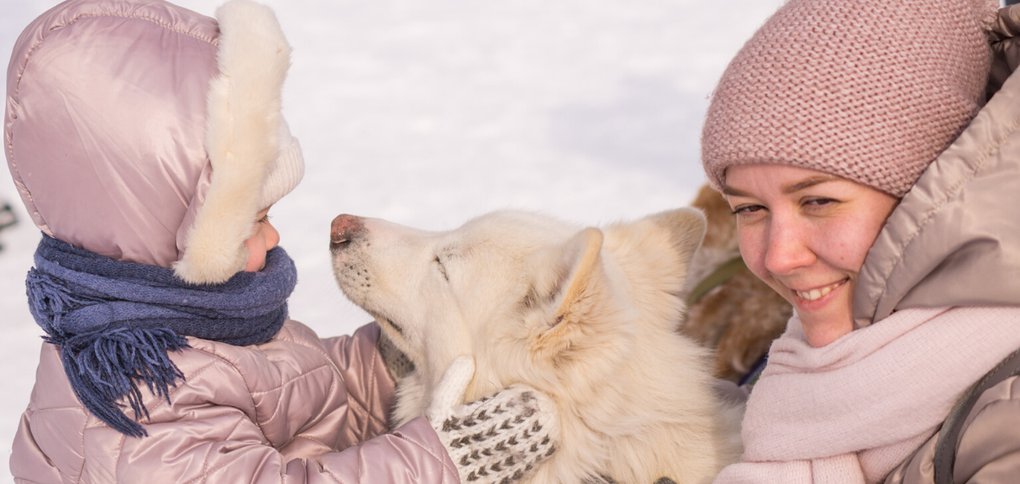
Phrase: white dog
[{"left": 330, "top": 209, "right": 743, "bottom": 483}]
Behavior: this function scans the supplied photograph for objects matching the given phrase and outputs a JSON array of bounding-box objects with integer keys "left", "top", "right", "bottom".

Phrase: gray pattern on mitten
[{"left": 428, "top": 357, "right": 559, "bottom": 483}]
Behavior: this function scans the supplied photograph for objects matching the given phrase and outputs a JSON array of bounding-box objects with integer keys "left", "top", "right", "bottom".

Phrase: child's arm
[{"left": 319, "top": 323, "right": 399, "bottom": 444}]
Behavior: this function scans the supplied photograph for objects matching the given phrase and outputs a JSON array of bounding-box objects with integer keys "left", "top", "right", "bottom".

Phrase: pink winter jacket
[
  {"left": 4, "top": 0, "right": 460, "bottom": 481},
  {"left": 11, "top": 321, "right": 460, "bottom": 483}
]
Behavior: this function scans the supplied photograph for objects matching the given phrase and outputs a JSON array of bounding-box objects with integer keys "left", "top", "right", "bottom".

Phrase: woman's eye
[
  {"left": 433, "top": 256, "right": 449, "bottom": 281},
  {"left": 731, "top": 204, "right": 765, "bottom": 216},
  {"left": 803, "top": 197, "right": 837, "bottom": 208}
]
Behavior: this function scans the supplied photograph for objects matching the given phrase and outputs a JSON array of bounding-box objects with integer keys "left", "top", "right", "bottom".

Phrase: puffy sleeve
[
  {"left": 882, "top": 374, "right": 1020, "bottom": 483},
  {"left": 13, "top": 410, "right": 460, "bottom": 483},
  {"left": 948, "top": 375, "right": 1020, "bottom": 482},
  {"left": 11, "top": 325, "right": 460, "bottom": 484},
  {"left": 125, "top": 415, "right": 460, "bottom": 483},
  {"left": 319, "top": 322, "right": 399, "bottom": 447}
]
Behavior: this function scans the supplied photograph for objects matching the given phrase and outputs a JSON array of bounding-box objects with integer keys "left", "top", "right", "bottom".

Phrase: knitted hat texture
[
  {"left": 701, "top": 0, "right": 996, "bottom": 197},
  {"left": 258, "top": 120, "right": 305, "bottom": 211}
]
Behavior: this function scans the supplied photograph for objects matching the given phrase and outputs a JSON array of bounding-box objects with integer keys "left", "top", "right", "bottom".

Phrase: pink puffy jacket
[
  {"left": 11, "top": 321, "right": 460, "bottom": 483},
  {"left": 4, "top": 0, "right": 459, "bottom": 481}
]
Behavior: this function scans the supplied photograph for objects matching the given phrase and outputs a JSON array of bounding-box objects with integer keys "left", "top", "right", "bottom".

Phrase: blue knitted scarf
[{"left": 25, "top": 234, "right": 297, "bottom": 437}]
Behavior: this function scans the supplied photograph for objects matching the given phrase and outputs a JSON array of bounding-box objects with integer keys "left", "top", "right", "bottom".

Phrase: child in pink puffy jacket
[{"left": 4, "top": 0, "right": 557, "bottom": 482}]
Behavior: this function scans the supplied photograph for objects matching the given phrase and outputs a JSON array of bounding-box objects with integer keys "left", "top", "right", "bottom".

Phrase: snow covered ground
[{"left": 0, "top": 0, "right": 781, "bottom": 477}]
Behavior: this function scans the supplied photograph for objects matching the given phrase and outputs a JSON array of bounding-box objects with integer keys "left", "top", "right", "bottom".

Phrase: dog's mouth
[
  {"left": 329, "top": 238, "right": 351, "bottom": 252},
  {"left": 374, "top": 315, "right": 405, "bottom": 336}
]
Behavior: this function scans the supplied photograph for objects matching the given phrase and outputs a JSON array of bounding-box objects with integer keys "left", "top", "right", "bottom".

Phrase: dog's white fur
[{"left": 331, "top": 209, "right": 743, "bottom": 483}]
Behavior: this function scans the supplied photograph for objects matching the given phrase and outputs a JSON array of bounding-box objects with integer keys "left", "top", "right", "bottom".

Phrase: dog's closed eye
[
  {"left": 433, "top": 256, "right": 449, "bottom": 281},
  {"left": 520, "top": 285, "right": 539, "bottom": 309}
]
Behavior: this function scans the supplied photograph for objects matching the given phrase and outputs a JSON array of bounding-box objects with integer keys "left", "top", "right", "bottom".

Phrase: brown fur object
[{"left": 681, "top": 184, "right": 792, "bottom": 382}]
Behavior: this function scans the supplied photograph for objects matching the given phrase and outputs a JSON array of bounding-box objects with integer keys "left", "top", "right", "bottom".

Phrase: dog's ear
[
  {"left": 690, "top": 185, "right": 737, "bottom": 252},
  {"left": 550, "top": 227, "right": 604, "bottom": 323},
  {"left": 531, "top": 228, "right": 605, "bottom": 352},
  {"left": 603, "top": 207, "right": 707, "bottom": 279},
  {"left": 646, "top": 208, "right": 707, "bottom": 267}
]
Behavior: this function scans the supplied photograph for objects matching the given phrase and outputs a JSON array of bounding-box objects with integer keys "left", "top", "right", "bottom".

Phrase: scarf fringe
[
  {"left": 46, "top": 327, "right": 189, "bottom": 438},
  {"left": 26, "top": 235, "right": 295, "bottom": 438},
  {"left": 26, "top": 268, "right": 93, "bottom": 332}
]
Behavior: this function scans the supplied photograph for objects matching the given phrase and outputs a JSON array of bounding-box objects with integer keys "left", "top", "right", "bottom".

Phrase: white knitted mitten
[{"left": 428, "top": 357, "right": 559, "bottom": 483}]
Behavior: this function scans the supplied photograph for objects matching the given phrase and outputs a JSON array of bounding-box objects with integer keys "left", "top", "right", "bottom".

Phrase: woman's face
[
  {"left": 722, "top": 164, "right": 898, "bottom": 347},
  {"left": 243, "top": 207, "right": 280, "bottom": 272}
]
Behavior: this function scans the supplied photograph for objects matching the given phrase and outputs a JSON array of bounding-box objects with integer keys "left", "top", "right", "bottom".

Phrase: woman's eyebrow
[
  {"left": 783, "top": 175, "right": 839, "bottom": 194},
  {"left": 722, "top": 175, "right": 840, "bottom": 197},
  {"left": 720, "top": 185, "right": 749, "bottom": 197}
]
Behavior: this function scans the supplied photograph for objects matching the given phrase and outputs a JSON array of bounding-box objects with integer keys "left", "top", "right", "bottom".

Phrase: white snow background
[{"left": 0, "top": 0, "right": 782, "bottom": 477}]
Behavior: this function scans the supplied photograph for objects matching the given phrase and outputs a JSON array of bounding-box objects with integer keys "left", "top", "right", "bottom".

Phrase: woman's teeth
[{"left": 795, "top": 281, "right": 843, "bottom": 301}]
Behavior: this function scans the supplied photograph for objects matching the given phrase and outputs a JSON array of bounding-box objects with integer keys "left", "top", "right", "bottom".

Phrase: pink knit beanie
[{"left": 701, "top": 0, "right": 996, "bottom": 197}]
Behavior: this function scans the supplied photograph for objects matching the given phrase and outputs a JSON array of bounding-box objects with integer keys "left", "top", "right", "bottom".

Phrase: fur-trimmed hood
[{"left": 4, "top": 0, "right": 303, "bottom": 284}]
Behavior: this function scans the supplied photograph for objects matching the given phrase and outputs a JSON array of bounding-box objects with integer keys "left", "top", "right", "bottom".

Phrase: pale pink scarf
[{"left": 714, "top": 306, "right": 1020, "bottom": 483}]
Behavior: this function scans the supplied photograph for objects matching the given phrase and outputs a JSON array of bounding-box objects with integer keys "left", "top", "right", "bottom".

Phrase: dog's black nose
[{"left": 330, "top": 214, "right": 363, "bottom": 250}]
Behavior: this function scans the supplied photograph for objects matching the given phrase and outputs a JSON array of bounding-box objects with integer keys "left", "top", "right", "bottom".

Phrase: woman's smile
[{"left": 791, "top": 278, "right": 848, "bottom": 303}]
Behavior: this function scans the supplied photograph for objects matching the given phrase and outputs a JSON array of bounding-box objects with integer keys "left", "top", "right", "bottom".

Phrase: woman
[
  {"left": 4, "top": 0, "right": 557, "bottom": 482},
  {"left": 701, "top": 0, "right": 1020, "bottom": 481}
]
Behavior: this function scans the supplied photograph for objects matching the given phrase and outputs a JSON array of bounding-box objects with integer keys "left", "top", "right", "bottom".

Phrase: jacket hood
[
  {"left": 853, "top": 4, "right": 1020, "bottom": 326},
  {"left": 4, "top": 0, "right": 303, "bottom": 284}
]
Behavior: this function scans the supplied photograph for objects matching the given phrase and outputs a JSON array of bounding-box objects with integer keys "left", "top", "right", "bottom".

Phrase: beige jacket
[
  {"left": 10, "top": 322, "right": 460, "bottom": 483},
  {"left": 852, "top": 5, "right": 1020, "bottom": 483}
]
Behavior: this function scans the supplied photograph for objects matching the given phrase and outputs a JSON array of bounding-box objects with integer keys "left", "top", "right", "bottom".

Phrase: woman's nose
[{"left": 763, "top": 219, "right": 814, "bottom": 275}]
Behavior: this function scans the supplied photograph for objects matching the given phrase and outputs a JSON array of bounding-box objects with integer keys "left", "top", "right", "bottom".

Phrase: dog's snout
[{"left": 331, "top": 214, "right": 364, "bottom": 250}]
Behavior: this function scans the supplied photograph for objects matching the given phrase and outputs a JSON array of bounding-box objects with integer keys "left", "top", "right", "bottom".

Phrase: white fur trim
[{"left": 173, "top": 0, "right": 292, "bottom": 284}]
